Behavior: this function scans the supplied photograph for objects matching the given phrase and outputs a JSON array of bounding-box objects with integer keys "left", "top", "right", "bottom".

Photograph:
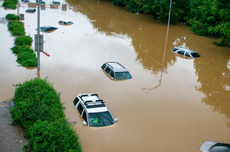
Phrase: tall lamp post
[{"left": 37, "top": 0, "right": 40, "bottom": 71}]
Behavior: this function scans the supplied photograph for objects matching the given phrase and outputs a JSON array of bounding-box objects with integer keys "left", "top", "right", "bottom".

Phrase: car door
[
  {"left": 77, "top": 103, "right": 84, "bottom": 116},
  {"left": 105, "top": 67, "right": 112, "bottom": 75},
  {"left": 82, "top": 110, "right": 88, "bottom": 124},
  {"left": 185, "top": 52, "right": 192, "bottom": 58}
]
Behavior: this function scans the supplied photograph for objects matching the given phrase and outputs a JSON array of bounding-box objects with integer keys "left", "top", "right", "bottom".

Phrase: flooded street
[{"left": 1, "top": 0, "right": 230, "bottom": 151}]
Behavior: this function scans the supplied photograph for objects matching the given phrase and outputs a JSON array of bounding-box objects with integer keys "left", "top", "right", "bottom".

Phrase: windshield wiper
[
  {"left": 97, "top": 114, "right": 105, "bottom": 126},
  {"left": 101, "top": 114, "right": 113, "bottom": 124}
]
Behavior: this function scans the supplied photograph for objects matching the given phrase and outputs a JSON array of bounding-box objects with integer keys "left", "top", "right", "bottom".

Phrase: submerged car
[
  {"left": 200, "top": 141, "right": 230, "bottom": 152},
  {"left": 101, "top": 62, "right": 132, "bottom": 80},
  {"left": 25, "top": 8, "right": 36, "bottom": 12},
  {"left": 58, "top": 20, "right": 74, "bottom": 25},
  {"left": 52, "top": 0, "right": 60, "bottom": 4},
  {"left": 73, "top": 93, "right": 118, "bottom": 127},
  {"left": 172, "top": 46, "right": 200, "bottom": 58},
  {"left": 38, "top": 26, "right": 58, "bottom": 32}
]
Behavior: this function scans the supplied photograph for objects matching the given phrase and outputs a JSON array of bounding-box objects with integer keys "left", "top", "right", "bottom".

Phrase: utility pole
[{"left": 37, "top": 0, "right": 40, "bottom": 71}]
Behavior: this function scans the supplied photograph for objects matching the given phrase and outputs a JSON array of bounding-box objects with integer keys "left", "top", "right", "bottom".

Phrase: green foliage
[
  {"left": 112, "top": 0, "right": 125, "bottom": 7},
  {"left": 8, "top": 21, "right": 25, "bottom": 36},
  {"left": 2, "top": 1, "right": 17, "bottom": 9},
  {"left": 11, "top": 78, "right": 82, "bottom": 151},
  {"left": 5, "top": 14, "right": 19, "bottom": 20},
  {"left": 26, "top": 119, "right": 81, "bottom": 152},
  {"left": 186, "top": 0, "right": 230, "bottom": 46},
  {"left": 14, "top": 35, "right": 33, "bottom": 46},
  {"left": 11, "top": 45, "right": 34, "bottom": 54},
  {"left": 124, "top": 0, "right": 144, "bottom": 13},
  {"left": 16, "top": 52, "right": 37, "bottom": 67}
]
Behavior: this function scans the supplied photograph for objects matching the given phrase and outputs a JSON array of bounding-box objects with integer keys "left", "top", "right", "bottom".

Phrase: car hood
[{"left": 200, "top": 141, "right": 218, "bottom": 152}]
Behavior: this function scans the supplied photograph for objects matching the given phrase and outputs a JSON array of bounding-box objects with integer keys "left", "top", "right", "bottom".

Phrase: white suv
[{"left": 73, "top": 93, "right": 118, "bottom": 127}]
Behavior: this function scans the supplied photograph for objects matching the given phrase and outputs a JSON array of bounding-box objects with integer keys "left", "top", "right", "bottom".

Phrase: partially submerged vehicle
[
  {"left": 101, "top": 62, "right": 132, "bottom": 80},
  {"left": 200, "top": 140, "right": 230, "bottom": 152},
  {"left": 172, "top": 46, "right": 200, "bottom": 58},
  {"left": 73, "top": 93, "right": 118, "bottom": 127}
]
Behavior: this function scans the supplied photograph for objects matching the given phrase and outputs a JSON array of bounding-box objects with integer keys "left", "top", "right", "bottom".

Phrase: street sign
[{"left": 34, "top": 34, "right": 43, "bottom": 52}]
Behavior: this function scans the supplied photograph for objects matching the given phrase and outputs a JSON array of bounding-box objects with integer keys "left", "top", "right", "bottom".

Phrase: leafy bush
[
  {"left": 11, "top": 45, "right": 34, "bottom": 54},
  {"left": 5, "top": 14, "right": 19, "bottom": 20},
  {"left": 8, "top": 21, "right": 25, "bottom": 36},
  {"left": 2, "top": 1, "right": 17, "bottom": 9},
  {"left": 25, "top": 119, "right": 82, "bottom": 152},
  {"left": 11, "top": 78, "right": 82, "bottom": 151},
  {"left": 14, "top": 35, "right": 33, "bottom": 46},
  {"left": 16, "top": 52, "right": 37, "bottom": 67}
]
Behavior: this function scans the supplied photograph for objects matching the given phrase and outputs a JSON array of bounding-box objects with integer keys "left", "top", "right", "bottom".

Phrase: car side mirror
[
  {"left": 114, "top": 117, "right": 118, "bottom": 122},
  {"left": 82, "top": 121, "right": 87, "bottom": 125}
]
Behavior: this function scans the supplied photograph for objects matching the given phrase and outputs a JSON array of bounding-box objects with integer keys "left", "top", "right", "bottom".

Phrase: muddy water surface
[{"left": 0, "top": 0, "right": 230, "bottom": 151}]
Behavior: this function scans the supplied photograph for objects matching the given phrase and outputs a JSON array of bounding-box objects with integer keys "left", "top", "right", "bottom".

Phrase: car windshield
[
  {"left": 88, "top": 111, "right": 114, "bottom": 127},
  {"left": 191, "top": 52, "right": 200, "bottom": 58},
  {"left": 115, "top": 72, "right": 132, "bottom": 80},
  {"left": 210, "top": 143, "right": 230, "bottom": 152}
]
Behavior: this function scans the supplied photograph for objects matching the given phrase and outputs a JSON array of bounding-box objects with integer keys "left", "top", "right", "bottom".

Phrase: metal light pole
[{"left": 37, "top": 0, "right": 40, "bottom": 70}]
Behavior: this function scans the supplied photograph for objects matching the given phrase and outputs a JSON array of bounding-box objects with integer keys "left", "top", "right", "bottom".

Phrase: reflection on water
[{"left": 1, "top": 0, "right": 230, "bottom": 151}]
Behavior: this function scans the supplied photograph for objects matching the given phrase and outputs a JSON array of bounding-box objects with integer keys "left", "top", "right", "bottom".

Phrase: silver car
[
  {"left": 172, "top": 46, "right": 200, "bottom": 58},
  {"left": 101, "top": 62, "right": 132, "bottom": 80},
  {"left": 200, "top": 140, "right": 230, "bottom": 152}
]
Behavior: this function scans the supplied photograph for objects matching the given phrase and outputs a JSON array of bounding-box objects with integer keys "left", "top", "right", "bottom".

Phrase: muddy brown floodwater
[{"left": 1, "top": 0, "right": 230, "bottom": 151}]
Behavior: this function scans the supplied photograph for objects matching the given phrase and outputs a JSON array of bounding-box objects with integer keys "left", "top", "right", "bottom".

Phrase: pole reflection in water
[
  {"left": 143, "top": 0, "right": 171, "bottom": 91},
  {"left": 37, "top": 69, "right": 40, "bottom": 79}
]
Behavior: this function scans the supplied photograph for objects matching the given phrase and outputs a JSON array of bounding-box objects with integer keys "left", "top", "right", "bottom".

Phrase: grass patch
[{"left": 11, "top": 78, "right": 82, "bottom": 151}]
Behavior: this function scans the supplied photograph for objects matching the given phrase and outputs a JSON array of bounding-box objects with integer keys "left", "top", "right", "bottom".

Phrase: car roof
[
  {"left": 59, "top": 20, "right": 72, "bottom": 22},
  {"left": 78, "top": 93, "right": 109, "bottom": 113},
  {"left": 105, "top": 62, "right": 128, "bottom": 72},
  {"left": 174, "top": 46, "right": 198, "bottom": 53}
]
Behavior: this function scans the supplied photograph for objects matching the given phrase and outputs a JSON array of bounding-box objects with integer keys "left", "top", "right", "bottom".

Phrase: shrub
[
  {"left": 25, "top": 119, "right": 81, "bottom": 152},
  {"left": 11, "top": 78, "right": 82, "bottom": 151},
  {"left": 11, "top": 45, "right": 34, "bottom": 54},
  {"left": 14, "top": 35, "right": 33, "bottom": 46},
  {"left": 16, "top": 52, "right": 37, "bottom": 67},
  {"left": 5, "top": 14, "right": 19, "bottom": 20},
  {"left": 2, "top": 1, "right": 17, "bottom": 9},
  {"left": 8, "top": 21, "right": 25, "bottom": 36}
]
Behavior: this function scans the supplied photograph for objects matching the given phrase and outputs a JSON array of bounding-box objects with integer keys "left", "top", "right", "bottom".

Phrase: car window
[
  {"left": 110, "top": 71, "right": 115, "bottom": 78},
  {"left": 105, "top": 67, "right": 111, "bottom": 74},
  {"left": 82, "top": 111, "right": 87, "bottom": 122},
  {"left": 191, "top": 52, "right": 200, "bottom": 58},
  {"left": 73, "top": 97, "right": 79, "bottom": 106},
  {"left": 77, "top": 103, "right": 84, "bottom": 115},
  {"left": 185, "top": 52, "right": 191, "bottom": 57},
  {"left": 115, "top": 72, "right": 132, "bottom": 80},
  {"left": 88, "top": 111, "right": 114, "bottom": 127},
  {"left": 101, "top": 64, "right": 107, "bottom": 70},
  {"left": 177, "top": 51, "right": 185, "bottom": 55},
  {"left": 172, "top": 48, "right": 179, "bottom": 52}
]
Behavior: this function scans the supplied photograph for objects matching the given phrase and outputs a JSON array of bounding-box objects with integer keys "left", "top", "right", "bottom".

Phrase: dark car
[
  {"left": 172, "top": 46, "right": 200, "bottom": 58},
  {"left": 37, "top": 26, "right": 58, "bottom": 32},
  {"left": 58, "top": 20, "right": 74, "bottom": 25},
  {"left": 25, "top": 8, "right": 36, "bottom": 12},
  {"left": 52, "top": 1, "right": 60, "bottom": 4},
  {"left": 101, "top": 62, "right": 132, "bottom": 80},
  {"left": 200, "top": 141, "right": 230, "bottom": 152}
]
